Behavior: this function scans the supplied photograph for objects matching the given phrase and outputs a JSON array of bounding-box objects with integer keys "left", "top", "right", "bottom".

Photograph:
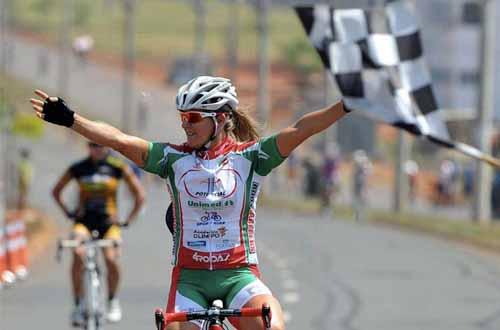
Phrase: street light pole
[
  {"left": 58, "top": 0, "right": 72, "bottom": 98},
  {"left": 394, "top": 131, "right": 409, "bottom": 212},
  {"left": 122, "top": 0, "right": 135, "bottom": 133},
  {"left": 255, "top": 0, "right": 270, "bottom": 128},
  {"left": 0, "top": 0, "right": 8, "bottom": 224},
  {"left": 226, "top": 0, "right": 240, "bottom": 82},
  {"left": 193, "top": 0, "right": 207, "bottom": 75},
  {"left": 193, "top": 0, "right": 206, "bottom": 54},
  {"left": 473, "top": 0, "right": 496, "bottom": 224}
]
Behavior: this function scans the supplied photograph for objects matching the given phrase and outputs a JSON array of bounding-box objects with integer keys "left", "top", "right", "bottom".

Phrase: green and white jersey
[{"left": 143, "top": 135, "right": 286, "bottom": 270}]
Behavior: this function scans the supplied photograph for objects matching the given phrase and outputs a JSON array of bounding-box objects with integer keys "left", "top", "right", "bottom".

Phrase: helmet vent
[
  {"left": 205, "top": 97, "right": 222, "bottom": 104},
  {"left": 191, "top": 93, "right": 204, "bottom": 104}
]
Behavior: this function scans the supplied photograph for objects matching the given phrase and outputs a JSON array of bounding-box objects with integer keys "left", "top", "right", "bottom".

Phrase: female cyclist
[{"left": 30, "top": 76, "right": 347, "bottom": 330}]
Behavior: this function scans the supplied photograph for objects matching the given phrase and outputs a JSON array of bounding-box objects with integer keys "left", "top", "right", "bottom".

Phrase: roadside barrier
[
  {"left": 4, "top": 212, "right": 29, "bottom": 284},
  {"left": 0, "top": 227, "right": 16, "bottom": 287}
]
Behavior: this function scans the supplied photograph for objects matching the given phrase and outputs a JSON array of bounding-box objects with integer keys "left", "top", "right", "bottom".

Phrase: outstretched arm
[
  {"left": 30, "top": 89, "right": 149, "bottom": 167},
  {"left": 72, "top": 115, "right": 149, "bottom": 166},
  {"left": 276, "top": 101, "right": 347, "bottom": 157}
]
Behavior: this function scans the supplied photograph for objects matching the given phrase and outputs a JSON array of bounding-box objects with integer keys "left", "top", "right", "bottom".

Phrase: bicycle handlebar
[
  {"left": 154, "top": 304, "right": 272, "bottom": 330},
  {"left": 56, "top": 238, "right": 121, "bottom": 261},
  {"left": 58, "top": 239, "right": 121, "bottom": 249}
]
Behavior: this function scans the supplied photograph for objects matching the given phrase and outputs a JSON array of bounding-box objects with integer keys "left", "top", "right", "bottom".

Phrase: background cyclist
[
  {"left": 52, "top": 141, "right": 145, "bottom": 326},
  {"left": 30, "top": 75, "right": 347, "bottom": 330}
]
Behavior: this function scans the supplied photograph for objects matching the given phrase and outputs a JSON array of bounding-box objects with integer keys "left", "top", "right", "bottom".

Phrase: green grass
[
  {"left": 369, "top": 210, "right": 500, "bottom": 251},
  {"left": 1, "top": 73, "right": 45, "bottom": 139},
  {"left": 12, "top": 0, "right": 315, "bottom": 64}
]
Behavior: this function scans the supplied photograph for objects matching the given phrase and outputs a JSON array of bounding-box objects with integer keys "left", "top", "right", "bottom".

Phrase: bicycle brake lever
[
  {"left": 261, "top": 304, "right": 272, "bottom": 329},
  {"left": 154, "top": 308, "right": 165, "bottom": 330},
  {"left": 56, "top": 240, "right": 63, "bottom": 262}
]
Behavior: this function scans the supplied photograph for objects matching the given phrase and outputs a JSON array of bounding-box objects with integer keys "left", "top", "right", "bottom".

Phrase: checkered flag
[{"left": 296, "top": 1, "right": 500, "bottom": 168}]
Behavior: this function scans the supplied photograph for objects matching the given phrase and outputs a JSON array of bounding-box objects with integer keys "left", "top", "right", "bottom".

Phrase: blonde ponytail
[{"left": 225, "top": 108, "right": 260, "bottom": 142}]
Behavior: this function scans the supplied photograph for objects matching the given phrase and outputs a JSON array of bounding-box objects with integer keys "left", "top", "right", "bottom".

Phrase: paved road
[
  {"left": 2, "top": 36, "right": 500, "bottom": 330},
  {"left": 4, "top": 192, "right": 500, "bottom": 330}
]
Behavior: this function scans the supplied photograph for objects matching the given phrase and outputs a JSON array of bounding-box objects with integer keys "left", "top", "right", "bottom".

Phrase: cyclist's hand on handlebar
[
  {"left": 110, "top": 215, "right": 130, "bottom": 228},
  {"left": 119, "top": 221, "right": 130, "bottom": 228},
  {"left": 30, "top": 90, "right": 75, "bottom": 127}
]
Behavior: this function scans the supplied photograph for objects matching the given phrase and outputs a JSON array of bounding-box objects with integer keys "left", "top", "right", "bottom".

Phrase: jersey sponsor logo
[
  {"left": 98, "top": 165, "right": 113, "bottom": 175},
  {"left": 196, "top": 222, "right": 225, "bottom": 227},
  {"left": 81, "top": 174, "right": 111, "bottom": 184},
  {"left": 192, "top": 252, "right": 230, "bottom": 263},
  {"left": 249, "top": 182, "right": 260, "bottom": 207},
  {"left": 214, "top": 239, "right": 237, "bottom": 250},
  {"left": 188, "top": 200, "right": 234, "bottom": 210},
  {"left": 193, "top": 226, "right": 227, "bottom": 239},
  {"left": 196, "top": 178, "right": 226, "bottom": 198},
  {"left": 196, "top": 212, "right": 225, "bottom": 226},
  {"left": 248, "top": 209, "right": 256, "bottom": 253},
  {"left": 180, "top": 168, "right": 242, "bottom": 201},
  {"left": 187, "top": 240, "right": 207, "bottom": 247}
]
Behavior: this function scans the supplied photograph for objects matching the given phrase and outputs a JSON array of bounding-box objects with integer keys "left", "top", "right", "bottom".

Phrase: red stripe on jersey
[{"left": 166, "top": 266, "right": 182, "bottom": 313}]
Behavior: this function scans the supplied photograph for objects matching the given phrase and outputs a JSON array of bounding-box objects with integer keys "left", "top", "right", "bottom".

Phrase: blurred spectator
[
  {"left": 320, "top": 143, "right": 341, "bottom": 214},
  {"left": 491, "top": 170, "right": 500, "bottom": 219},
  {"left": 462, "top": 163, "right": 474, "bottom": 198},
  {"left": 404, "top": 160, "right": 419, "bottom": 204},
  {"left": 352, "top": 150, "right": 372, "bottom": 222},
  {"left": 17, "top": 149, "right": 33, "bottom": 211},
  {"left": 303, "top": 158, "right": 321, "bottom": 198},
  {"left": 72, "top": 35, "right": 94, "bottom": 64},
  {"left": 435, "top": 159, "right": 458, "bottom": 205},
  {"left": 285, "top": 152, "right": 300, "bottom": 194}
]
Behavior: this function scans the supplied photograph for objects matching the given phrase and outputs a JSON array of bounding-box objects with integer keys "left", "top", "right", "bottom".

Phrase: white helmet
[{"left": 176, "top": 76, "right": 239, "bottom": 112}]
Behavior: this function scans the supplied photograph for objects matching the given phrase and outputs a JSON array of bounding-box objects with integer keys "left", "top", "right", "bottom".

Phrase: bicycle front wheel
[
  {"left": 85, "top": 316, "right": 99, "bottom": 330},
  {"left": 84, "top": 271, "right": 103, "bottom": 330}
]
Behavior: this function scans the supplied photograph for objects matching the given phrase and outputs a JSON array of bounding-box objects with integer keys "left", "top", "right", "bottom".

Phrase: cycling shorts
[
  {"left": 166, "top": 266, "right": 272, "bottom": 328},
  {"left": 72, "top": 222, "right": 121, "bottom": 241}
]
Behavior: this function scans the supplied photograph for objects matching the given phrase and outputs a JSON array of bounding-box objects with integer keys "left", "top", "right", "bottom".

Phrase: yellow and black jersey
[{"left": 69, "top": 155, "right": 126, "bottom": 223}]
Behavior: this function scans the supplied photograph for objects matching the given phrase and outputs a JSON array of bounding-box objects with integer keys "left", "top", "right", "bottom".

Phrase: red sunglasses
[{"left": 179, "top": 111, "right": 217, "bottom": 124}]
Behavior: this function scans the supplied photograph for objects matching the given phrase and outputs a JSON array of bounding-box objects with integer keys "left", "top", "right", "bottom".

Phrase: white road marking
[
  {"left": 275, "top": 258, "right": 288, "bottom": 269},
  {"left": 279, "top": 270, "right": 294, "bottom": 282},
  {"left": 282, "top": 291, "right": 300, "bottom": 304},
  {"left": 283, "top": 310, "right": 292, "bottom": 323},
  {"left": 282, "top": 278, "right": 298, "bottom": 290}
]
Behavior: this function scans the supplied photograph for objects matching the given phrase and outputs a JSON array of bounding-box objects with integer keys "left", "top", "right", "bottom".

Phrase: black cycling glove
[{"left": 42, "top": 97, "right": 75, "bottom": 127}]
